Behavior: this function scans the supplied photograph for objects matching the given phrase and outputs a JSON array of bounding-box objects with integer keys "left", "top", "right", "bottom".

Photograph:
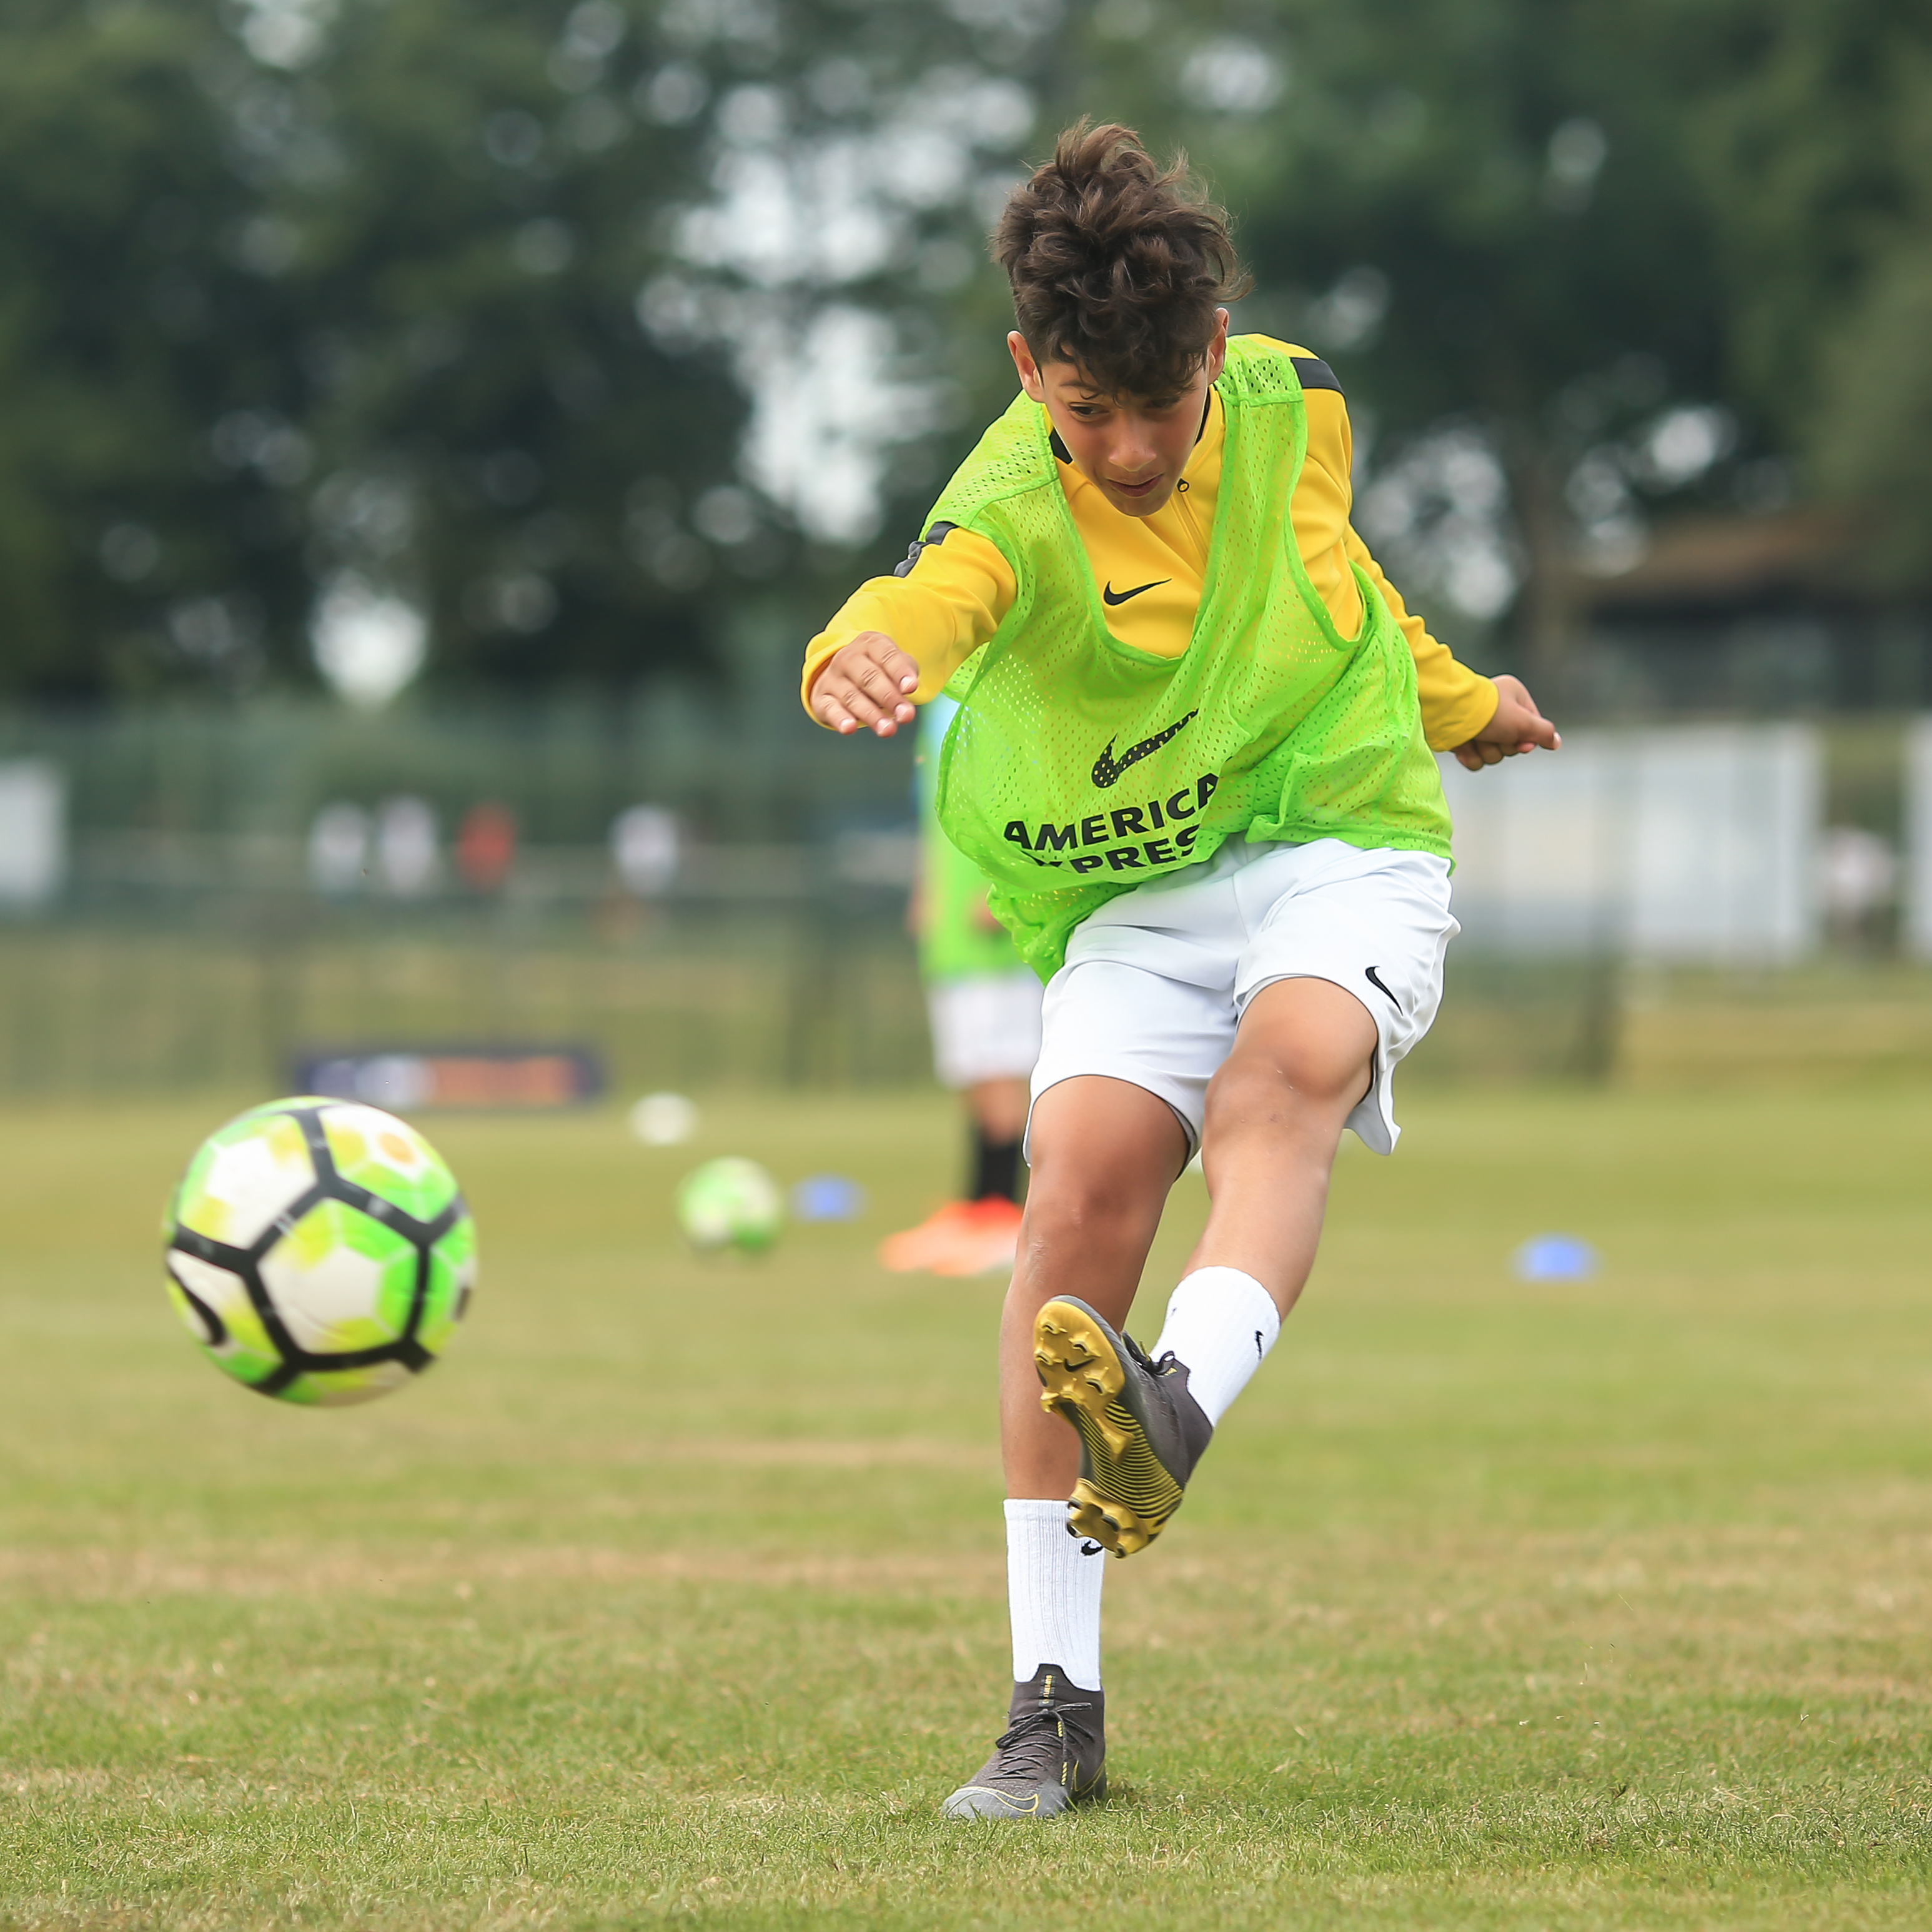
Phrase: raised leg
[
  {"left": 1044, "top": 976, "right": 1379, "bottom": 1554},
  {"left": 1180, "top": 974, "right": 1379, "bottom": 1318}
]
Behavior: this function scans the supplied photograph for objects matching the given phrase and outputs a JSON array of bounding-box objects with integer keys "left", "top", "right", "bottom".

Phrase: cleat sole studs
[
  {"left": 1069, "top": 1483, "right": 1156, "bottom": 1557},
  {"left": 1034, "top": 1297, "right": 1186, "bottom": 1558},
  {"left": 1034, "top": 1304, "right": 1132, "bottom": 1455}
]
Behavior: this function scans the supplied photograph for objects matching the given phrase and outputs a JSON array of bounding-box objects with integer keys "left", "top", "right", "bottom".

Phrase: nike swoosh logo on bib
[
  {"left": 1102, "top": 578, "right": 1168, "bottom": 606},
  {"left": 1091, "top": 711, "right": 1199, "bottom": 788}
]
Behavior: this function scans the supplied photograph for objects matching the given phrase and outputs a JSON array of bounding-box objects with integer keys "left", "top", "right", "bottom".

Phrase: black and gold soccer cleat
[
  {"left": 941, "top": 1665, "right": 1106, "bottom": 1821},
  {"left": 1033, "top": 1294, "right": 1213, "bottom": 1557}
]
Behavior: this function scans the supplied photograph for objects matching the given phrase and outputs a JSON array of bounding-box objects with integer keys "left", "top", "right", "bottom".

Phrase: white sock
[
  {"left": 1152, "top": 1266, "right": 1281, "bottom": 1427},
  {"left": 1004, "top": 1498, "right": 1105, "bottom": 1690}
]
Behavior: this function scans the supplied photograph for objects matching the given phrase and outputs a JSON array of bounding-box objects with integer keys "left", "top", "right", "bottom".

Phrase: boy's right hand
[{"left": 811, "top": 632, "right": 920, "bottom": 738}]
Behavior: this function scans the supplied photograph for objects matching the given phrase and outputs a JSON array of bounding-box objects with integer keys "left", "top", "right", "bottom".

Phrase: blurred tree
[
  {"left": 5, "top": 0, "right": 1923, "bottom": 705},
  {"left": 1067, "top": 0, "right": 1745, "bottom": 681},
  {"left": 0, "top": 0, "right": 753, "bottom": 703},
  {"left": 280, "top": 0, "right": 753, "bottom": 689},
  {"left": 1816, "top": 226, "right": 1932, "bottom": 587},
  {"left": 625, "top": 0, "right": 1059, "bottom": 593},
  {"left": 676, "top": 0, "right": 1795, "bottom": 685},
  {"left": 0, "top": 0, "right": 315, "bottom": 697},
  {"left": 1689, "top": 0, "right": 1932, "bottom": 587}
]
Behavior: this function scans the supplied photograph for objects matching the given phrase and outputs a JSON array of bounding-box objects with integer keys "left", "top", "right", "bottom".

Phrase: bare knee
[
  {"left": 1023, "top": 1162, "right": 1154, "bottom": 1244},
  {"left": 1205, "top": 1040, "right": 1367, "bottom": 1130},
  {"left": 1213, "top": 978, "right": 1377, "bottom": 1121}
]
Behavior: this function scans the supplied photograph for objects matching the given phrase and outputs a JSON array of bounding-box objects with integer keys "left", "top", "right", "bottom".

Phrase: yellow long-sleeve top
[{"left": 801, "top": 340, "right": 1497, "bottom": 752}]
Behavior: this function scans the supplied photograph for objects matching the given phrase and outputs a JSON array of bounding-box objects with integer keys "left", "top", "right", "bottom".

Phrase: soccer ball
[
  {"left": 676, "top": 1156, "right": 783, "bottom": 1255},
  {"left": 163, "top": 1097, "right": 476, "bottom": 1407}
]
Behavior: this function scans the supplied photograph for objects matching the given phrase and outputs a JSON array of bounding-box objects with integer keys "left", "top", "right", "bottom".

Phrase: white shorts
[
  {"left": 927, "top": 968, "right": 1045, "bottom": 1089},
  {"left": 1028, "top": 838, "right": 1456, "bottom": 1157}
]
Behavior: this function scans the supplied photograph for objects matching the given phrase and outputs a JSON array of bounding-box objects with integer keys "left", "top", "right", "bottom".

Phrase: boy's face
[{"left": 1008, "top": 309, "right": 1229, "bottom": 519}]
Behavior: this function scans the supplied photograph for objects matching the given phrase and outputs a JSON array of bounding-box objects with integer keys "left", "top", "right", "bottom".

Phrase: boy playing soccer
[{"left": 803, "top": 123, "right": 1557, "bottom": 1820}]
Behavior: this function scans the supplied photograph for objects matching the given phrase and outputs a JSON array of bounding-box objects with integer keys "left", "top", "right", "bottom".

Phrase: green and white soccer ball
[
  {"left": 676, "top": 1156, "right": 783, "bottom": 1255},
  {"left": 163, "top": 1097, "right": 476, "bottom": 1407}
]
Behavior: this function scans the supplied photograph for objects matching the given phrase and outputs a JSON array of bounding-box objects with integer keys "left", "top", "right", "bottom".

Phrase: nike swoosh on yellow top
[{"left": 1102, "top": 579, "right": 1168, "bottom": 607}]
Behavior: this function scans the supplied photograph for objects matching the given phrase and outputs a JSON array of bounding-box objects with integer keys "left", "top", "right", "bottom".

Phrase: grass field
[{"left": 4, "top": 1082, "right": 1932, "bottom": 1929}]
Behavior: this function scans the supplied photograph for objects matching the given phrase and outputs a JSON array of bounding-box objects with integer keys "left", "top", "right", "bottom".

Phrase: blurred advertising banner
[
  {"left": 294, "top": 1048, "right": 604, "bottom": 1111},
  {"left": 0, "top": 760, "right": 66, "bottom": 906},
  {"left": 1440, "top": 724, "right": 1821, "bottom": 963}
]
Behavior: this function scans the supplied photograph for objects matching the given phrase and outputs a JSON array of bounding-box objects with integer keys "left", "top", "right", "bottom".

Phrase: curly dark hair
[{"left": 993, "top": 120, "right": 1251, "bottom": 400}]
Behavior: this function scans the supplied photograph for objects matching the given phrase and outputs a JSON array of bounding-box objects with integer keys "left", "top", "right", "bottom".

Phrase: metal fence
[
  {"left": 0, "top": 858, "right": 928, "bottom": 1097},
  {"left": 0, "top": 705, "right": 1926, "bottom": 1099},
  {"left": 0, "top": 693, "right": 944, "bottom": 1097}
]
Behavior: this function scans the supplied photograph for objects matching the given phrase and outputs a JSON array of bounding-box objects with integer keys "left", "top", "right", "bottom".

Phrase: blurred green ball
[{"left": 676, "top": 1156, "right": 784, "bottom": 1256}]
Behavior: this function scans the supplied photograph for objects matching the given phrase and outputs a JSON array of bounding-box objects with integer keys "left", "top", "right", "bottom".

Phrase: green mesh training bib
[{"left": 931, "top": 335, "right": 1452, "bottom": 978}]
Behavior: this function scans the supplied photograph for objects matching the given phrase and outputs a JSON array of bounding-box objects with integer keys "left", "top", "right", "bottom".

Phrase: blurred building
[{"left": 1572, "top": 508, "right": 1930, "bottom": 718}]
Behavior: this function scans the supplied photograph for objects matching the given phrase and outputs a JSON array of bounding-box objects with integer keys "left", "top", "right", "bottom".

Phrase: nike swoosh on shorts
[{"left": 1364, "top": 965, "right": 1402, "bottom": 1011}]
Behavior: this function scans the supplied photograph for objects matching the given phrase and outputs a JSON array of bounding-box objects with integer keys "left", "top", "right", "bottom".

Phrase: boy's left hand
[{"left": 1452, "top": 674, "right": 1560, "bottom": 770}]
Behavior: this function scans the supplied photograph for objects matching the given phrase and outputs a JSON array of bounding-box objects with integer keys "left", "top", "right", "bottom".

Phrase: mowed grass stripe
[{"left": 2, "top": 1087, "right": 1931, "bottom": 1928}]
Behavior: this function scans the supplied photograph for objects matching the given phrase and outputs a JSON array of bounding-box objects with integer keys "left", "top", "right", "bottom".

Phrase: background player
[{"left": 878, "top": 691, "right": 1041, "bottom": 1279}]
